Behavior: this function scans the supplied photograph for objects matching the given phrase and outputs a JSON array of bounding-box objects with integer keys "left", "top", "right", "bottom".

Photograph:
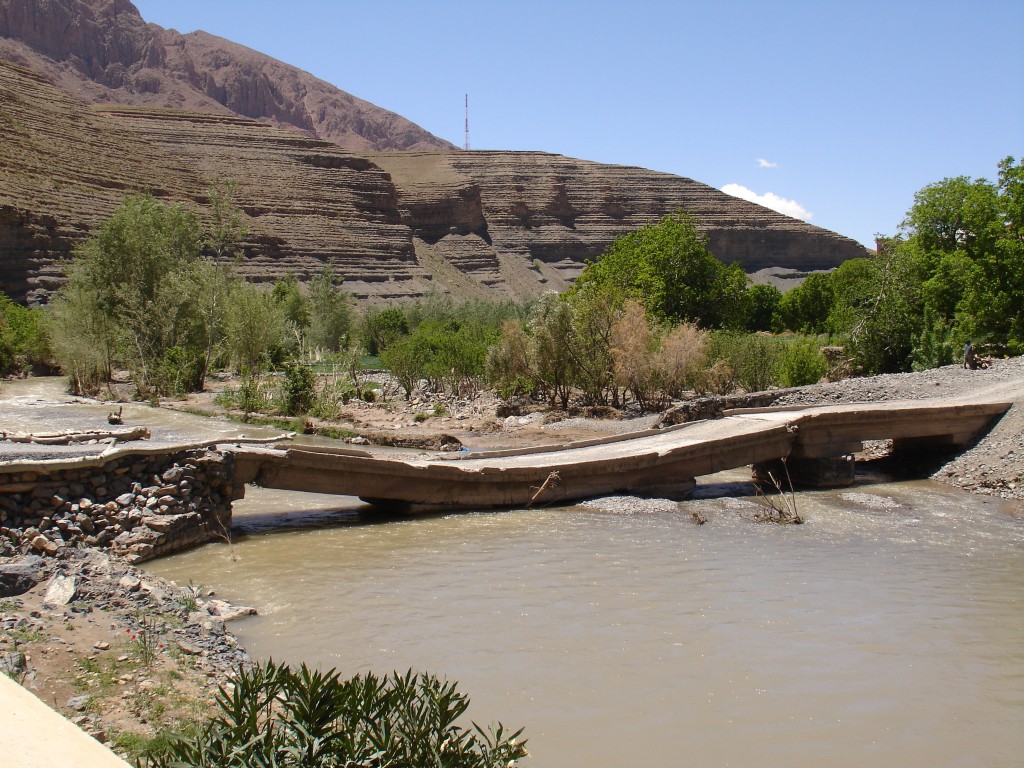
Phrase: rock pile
[{"left": 0, "top": 449, "right": 234, "bottom": 563}]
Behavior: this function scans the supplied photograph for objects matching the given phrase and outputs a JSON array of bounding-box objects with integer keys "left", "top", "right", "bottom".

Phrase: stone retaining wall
[{"left": 0, "top": 449, "right": 234, "bottom": 563}]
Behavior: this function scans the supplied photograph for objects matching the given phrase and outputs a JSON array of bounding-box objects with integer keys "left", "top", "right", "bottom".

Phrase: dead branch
[
  {"left": 754, "top": 459, "right": 803, "bottom": 524},
  {"left": 527, "top": 470, "right": 561, "bottom": 508}
]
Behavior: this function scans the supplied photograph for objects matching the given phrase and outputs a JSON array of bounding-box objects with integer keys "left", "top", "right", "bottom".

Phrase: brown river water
[{"left": 145, "top": 467, "right": 1024, "bottom": 768}]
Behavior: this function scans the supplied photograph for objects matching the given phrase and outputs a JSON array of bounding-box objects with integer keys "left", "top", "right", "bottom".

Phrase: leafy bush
[
  {"left": 142, "top": 661, "right": 527, "bottom": 768},
  {"left": 360, "top": 306, "right": 409, "bottom": 356},
  {"left": 157, "top": 346, "right": 205, "bottom": 397},
  {"left": 280, "top": 363, "right": 316, "bottom": 416},
  {"left": 707, "top": 332, "right": 782, "bottom": 392},
  {"left": 695, "top": 358, "right": 735, "bottom": 395},
  {"left": 0, "top": 292, "right": 49, "bottom": 375},
  {"left": 778, "top": 337, "right": 828, "bottom": 387},
  {"left": 215, "top": 371, "right": 272, "bottom": 415}
]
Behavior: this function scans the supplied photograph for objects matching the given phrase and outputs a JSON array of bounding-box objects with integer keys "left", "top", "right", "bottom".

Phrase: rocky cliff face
[
  {"left": 0, "top": 0, "right": 867, "bottom": 305},
  {"left": 370, "top": 152, "right": 867, "bottom": 295},
  {"left": 0, "top": 0, "right": 454, "bottom": 151}
]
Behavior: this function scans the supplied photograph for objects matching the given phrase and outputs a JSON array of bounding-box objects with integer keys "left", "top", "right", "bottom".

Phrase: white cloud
[
  {"left": 756, "top": 158, "right": 779, "bottom": 169},
  {"left": 721, "top": 183, "right": 814, "bottom": 221}
]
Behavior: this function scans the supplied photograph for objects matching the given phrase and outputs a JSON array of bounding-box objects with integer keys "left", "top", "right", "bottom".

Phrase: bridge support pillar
[{"left": 753, "top": 455, "right": 855, "bottom": 489}]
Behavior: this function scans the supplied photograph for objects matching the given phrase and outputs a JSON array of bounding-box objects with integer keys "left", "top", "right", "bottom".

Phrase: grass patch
[
  {"left": 8, "top": 627, "right": 45, "bottom": 645},
  {"left": 224, "top": 413, "right": 305, "bottom": 432}
]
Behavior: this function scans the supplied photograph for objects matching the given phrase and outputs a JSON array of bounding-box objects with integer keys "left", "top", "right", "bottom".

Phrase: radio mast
[{"left": 464, "top": 93, "right": 470, "bottom": 151}]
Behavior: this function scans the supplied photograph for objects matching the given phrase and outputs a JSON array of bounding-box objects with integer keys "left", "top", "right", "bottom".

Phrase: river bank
[
  {"left": 0, "top": 548, "right": 251, "bottom": 760},
  {"left": 1, "top": 358, "right": 1022, "bottom": 761}
]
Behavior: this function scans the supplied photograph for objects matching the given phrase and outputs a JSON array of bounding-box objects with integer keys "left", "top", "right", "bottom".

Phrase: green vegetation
[
  {"left": 570, "top": 210, "right": 749, "bottom": 328},
  {"left": 46, "top": 190, "right": 250, "bottom": 395},
  {"left": 4, "top": 158, "right": 1017, "bottom": 415},
  {"left": 141, "top": 661, "right": 527, "bottom": 768},
  {"left": 0, "top": 292, "right": 48, "bottom": 375},
  {"left": 774, "top": 156, "right": 1023, "bottom": 373}
]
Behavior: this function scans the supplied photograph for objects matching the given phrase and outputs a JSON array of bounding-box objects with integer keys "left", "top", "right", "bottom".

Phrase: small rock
[
  {"left": 31, "top": 535, "right": 60, "bottom": 556},
  {"left": 1, "top": 652, "right": 27, "bottom": 677},
  {"left": 0, "top": 562, "right": 41, "bottom": 598},
  {"left": 177, "top": 640, "right": 205, "bottom": 656},
  {"left": 187, "top": 611, "right": 225, "bottom": 635},
  {"left": 93, "top": 641, "right": 110, "bottom": 651},
  {"left": 65, "top": 695, "right": 91, "bottom": 712},
  {"left": 42, "top": 574, "right": 78, "bottom": 607},
  {"left": 118, "top": 575, "right": 142, "bottom": 592},
  {"left": 206, "top": 599, "right": 258, "bottom": 622}
]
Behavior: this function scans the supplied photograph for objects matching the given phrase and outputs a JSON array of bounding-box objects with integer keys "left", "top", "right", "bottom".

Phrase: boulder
[
  {"left": 0, "top": 557, "right": 43, "bottom": 597},
  {"left": 42, "top": 574, "right": 78, "bottom": 607},
  {"left": 206, "top": 599, "right": 258, "bottom": 622}
]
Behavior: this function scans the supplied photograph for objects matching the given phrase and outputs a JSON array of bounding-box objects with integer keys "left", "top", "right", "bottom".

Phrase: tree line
[{"left": 1, "top": 157, "right": 1019, "bottom": 413}]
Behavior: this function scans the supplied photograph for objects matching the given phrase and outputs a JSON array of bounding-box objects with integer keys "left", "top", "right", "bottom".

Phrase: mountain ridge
[
  {"left": 0, "top": 0, "right": 868, "bottom": 305},
  {"left": 0, "top": 0, "right": 454, "bottom": 151}
]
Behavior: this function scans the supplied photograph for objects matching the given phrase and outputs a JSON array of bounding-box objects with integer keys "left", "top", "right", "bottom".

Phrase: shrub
[
  {"left": 142, "top": 661, "right": 527, "bottom": 768},
  {"left": 281, "top": 363, "right": 316, "bottom": 416},
  {"left": 708, "top": 332, "right": 782, "bottom": 392},
  {"left": 0, "top": 292, "right": 49, "bottom": 375},
  {"left": 778, "top": 336, "right": 828, "bottom": 387},
  {"left": 695, "top": 359, "right": 735, "bottom": 395},
  {"left": 656, "top": 321, "right": 707, "bottom": 398}
]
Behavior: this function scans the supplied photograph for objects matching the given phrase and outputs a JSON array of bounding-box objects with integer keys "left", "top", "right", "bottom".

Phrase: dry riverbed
[{"left": 2, "top": 358, "right": 1023, "bottom": 761}]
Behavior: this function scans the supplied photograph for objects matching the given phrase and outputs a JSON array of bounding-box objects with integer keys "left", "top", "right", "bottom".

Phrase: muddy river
[{"left": 147, "top": 470, "right": 1024, "bottom": 767}]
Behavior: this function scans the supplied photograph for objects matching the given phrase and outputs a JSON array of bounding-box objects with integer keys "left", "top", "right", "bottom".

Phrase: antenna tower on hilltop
[{"left": 464, "top": 93, "right": 470, "bottom": 151}]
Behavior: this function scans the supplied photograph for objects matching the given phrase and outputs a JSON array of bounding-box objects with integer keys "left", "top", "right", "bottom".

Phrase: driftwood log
[{"left": 1, "top": 427, "right": 151, "bottom": 445}]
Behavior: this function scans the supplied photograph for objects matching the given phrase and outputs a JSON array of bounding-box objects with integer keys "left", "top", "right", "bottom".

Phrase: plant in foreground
[
  {"left": 140, "top": 661, "right": 527, "bottom": 768},
  {"left": 128, "top": 614, "right": 164, "bottom": 668}
]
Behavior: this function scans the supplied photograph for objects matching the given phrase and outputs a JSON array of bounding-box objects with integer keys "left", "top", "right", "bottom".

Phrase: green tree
[
  {"left": 306, "top": 265, "right": 352, "bottom": 353},
  {"left": 272, "top": 274, "right": 310, "bottom": 353},
  {"left": 360, "top": 306, "right": 409, "bottom": 356},
  {"left": 778, "top": 272, "right": 834, "bottom": 334},
  {"left": 572, "top": 211, "right": 749, "bottom": 328},
  {"left": 0, "top": 292, "right": 49, "bottom": 375},
  {"left": 380, "top": 333, "right": 428, "bottom": 400},
  {"left": 901, "top": 174, "right": 1003, "bottom": 259},
  {"left": 204, "top": 177, "right": 249, "bottom": 260},
  {"left": 743, "top": 283, "right": 783, "bottom": 332},
  {"left": 564, "top": 284, "right": 616, "bottom": 405},
  {"left": 485, "top": 320, "right": 534, "bottom": 399},
  {"left": 50, "top": 194, "right": 205, "bottom": 394},
  {"left": 528, "top": 292, "right": 578, "bottom": 409},
  {"left": 198, "top": 179, "right": 249, "bottom": 384},
  {"left": 224, "top": 283, "right": 287, "bottom": 373}
]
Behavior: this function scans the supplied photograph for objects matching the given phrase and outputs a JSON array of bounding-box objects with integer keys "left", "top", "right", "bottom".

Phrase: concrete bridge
[{"left": 227, "top": 396, "right": 1012, "bottom": 511}]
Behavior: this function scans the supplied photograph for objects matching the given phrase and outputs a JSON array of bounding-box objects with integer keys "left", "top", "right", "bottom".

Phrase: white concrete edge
[{"left": 0, "top": 673, "right": 132, "bottom": 768}]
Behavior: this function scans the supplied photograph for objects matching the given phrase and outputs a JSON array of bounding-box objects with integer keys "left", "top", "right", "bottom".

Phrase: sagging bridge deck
[{"left": 226, "top": 397, "right": 1011, "bottom": 511}]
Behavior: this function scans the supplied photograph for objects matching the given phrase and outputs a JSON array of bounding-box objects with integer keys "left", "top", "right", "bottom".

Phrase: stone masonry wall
[{"left": 0, "top": 449, "right": 234, "bottom": 563}]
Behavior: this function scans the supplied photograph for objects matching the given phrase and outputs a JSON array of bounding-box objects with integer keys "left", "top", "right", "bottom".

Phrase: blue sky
[{"left": 132, "top": 0, "right": 1023, "bottom": 249}]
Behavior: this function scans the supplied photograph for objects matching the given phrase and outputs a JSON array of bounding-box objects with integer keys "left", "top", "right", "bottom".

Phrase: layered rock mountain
[
  {"left": 0, "top": 0, "right": 867, "bottom": 305},
  {"left": 0, "top": 0, "right": 454, "bottom": 151}
]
